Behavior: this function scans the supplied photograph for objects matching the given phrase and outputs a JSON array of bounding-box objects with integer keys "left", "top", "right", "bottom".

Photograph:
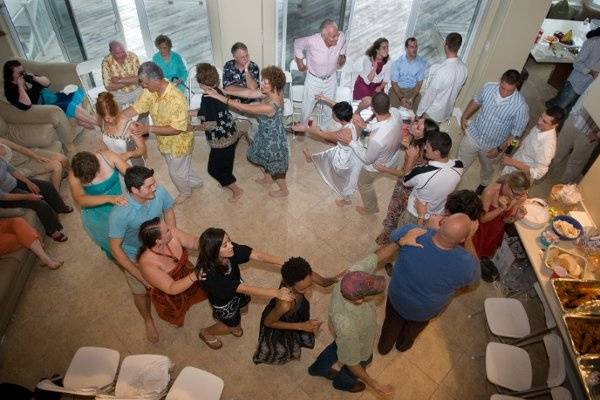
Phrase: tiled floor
[{"left": 0, "top": 58, "right": 573, "bottom": 399}]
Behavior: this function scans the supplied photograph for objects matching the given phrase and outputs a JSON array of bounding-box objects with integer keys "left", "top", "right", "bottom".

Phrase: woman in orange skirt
[
  {"left": 137, "top": 217, "right": 207, "bottom": 327},
  {"left": 0, "top": 217, "right": 62, "bottom": 269}
]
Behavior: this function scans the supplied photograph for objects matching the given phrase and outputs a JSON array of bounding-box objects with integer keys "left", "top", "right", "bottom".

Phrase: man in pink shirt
[{"left": 294, "top": 19, "right": 347, "bottom": 128}]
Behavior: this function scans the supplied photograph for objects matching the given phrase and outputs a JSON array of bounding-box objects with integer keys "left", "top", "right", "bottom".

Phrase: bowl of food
[
  {"left": 552, "top": 215, "right": 583, "bottom": 241},
  {"left": 544, "top": 245, "right": 587, "bottom": 278}
]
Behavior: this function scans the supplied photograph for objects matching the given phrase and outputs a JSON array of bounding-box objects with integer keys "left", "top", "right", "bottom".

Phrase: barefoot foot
[
  {"left": 174, "top": 194, "right": 191, "bottom": 205},
  {"left": 228, "top": 187, "right": 244, "bottom": 203},
  {"left": 335, "top": 199, "right": 352, "bottom": 207},
  {"left": 254, "top": 176, "right": 272, "bottom": 185},
  {"left": 40, "top": 259, "right": 64, "bottom": 270},
  {"left": 355, "top": 206, "right": 377, "bottom": 215},
  {"left": 269, "top": 189, "right": 289, "bottom": 198},
  {"left": 302, "top": 148, "right": 313, "bottom": 163},
  {"left": 145, "top": 319, "right": 159, "bottom": 343}
]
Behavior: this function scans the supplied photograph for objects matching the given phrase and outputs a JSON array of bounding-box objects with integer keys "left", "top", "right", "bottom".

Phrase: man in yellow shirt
[
  {"left": 123, "top": 62, "right": 202, "bottom": 204},
  {"left": 102, "top": 41, "right": 142, "bottom": 108}
]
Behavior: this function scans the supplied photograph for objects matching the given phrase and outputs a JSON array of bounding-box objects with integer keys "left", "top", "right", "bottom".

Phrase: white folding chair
[
  {"left": 486, "top": 334, "right": 567, "bottom": 397},
  {"left": 165, "top": 366, "right": 224, "bottom": 400},
  {"left": 96, "top": 354, "right": 172, "bottom": 400},
  {"left": 490, "top": 386, "right": 571, "bottom": 400},
  {"left": 289, "top": 60, "right": 305, "bottom": 122},
  {"left": 484, "top": 298, "right": 531, "bottom": 340},
  {"left": 36, "top": 346, "right": 120, "bottom": 397},
  {"left": 283, "top": 71, "right": 294, "bottom": 120},
  {"left": 76, "top": 59, "right": 106, "bottom": 107}
]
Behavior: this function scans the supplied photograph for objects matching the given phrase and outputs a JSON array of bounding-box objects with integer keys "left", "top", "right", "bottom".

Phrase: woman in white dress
[
  {"left": 293, "top": 100, "right": 365, "bottom": 206},
  {"left": 95, "top": 92, "right": 146, "bottom": 166}
]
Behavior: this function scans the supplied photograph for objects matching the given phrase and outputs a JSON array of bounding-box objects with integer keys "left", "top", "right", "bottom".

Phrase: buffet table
[{"left": 516, "top": 206, "right": 598, "bottom": 399}]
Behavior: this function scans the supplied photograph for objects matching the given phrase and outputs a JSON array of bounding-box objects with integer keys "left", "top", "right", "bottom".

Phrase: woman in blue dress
[
  {"left": 204, "top": 66, "right": 289, "bottom": 197},
  {"left": 152, "top": 35, "right": 188, "bottom": 93},
  {"left": 68, "top": 150, "right": 129, "bottom": 258},
  {"left": 3, "top": 60, "right": 98, "bottom": 130}
]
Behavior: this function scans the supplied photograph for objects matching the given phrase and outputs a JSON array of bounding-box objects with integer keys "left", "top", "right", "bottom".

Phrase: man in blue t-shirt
[
  {"left": 108, "top": 166, "right": 175, "bottom": 343},
  {"left": 378, "top": 213, "right": 479, "bottom": 354}
]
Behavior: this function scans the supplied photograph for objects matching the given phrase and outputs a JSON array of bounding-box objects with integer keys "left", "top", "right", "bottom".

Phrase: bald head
[{"left": 438, "top": 213, "right": 472, "bottom": 246}]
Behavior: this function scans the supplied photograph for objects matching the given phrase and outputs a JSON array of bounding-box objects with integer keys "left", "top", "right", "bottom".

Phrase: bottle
[{"left": 504, "top": 138, "right": 519, "bottom": 155}]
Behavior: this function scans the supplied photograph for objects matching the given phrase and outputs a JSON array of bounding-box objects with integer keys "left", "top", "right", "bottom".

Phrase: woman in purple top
[{"left": 353, "top": 38, "right": 391, "bottom": 100}]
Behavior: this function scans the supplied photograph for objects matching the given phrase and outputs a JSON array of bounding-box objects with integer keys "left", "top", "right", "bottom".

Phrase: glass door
[
  {"left": 135, "top": 0, "right": 213, "bottom": 66},
  {"left": 2, "top": 0, "right": 67, "bottom": 61}
]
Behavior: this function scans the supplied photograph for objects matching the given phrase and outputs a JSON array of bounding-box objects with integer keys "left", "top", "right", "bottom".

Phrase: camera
[{"left": 20, "top": 71, "right": 35, "bottom": 84}]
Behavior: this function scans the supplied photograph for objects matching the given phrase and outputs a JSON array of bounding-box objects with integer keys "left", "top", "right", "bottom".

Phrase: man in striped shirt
[{"left": 458, "top": 70, "right": 529, "bottom": 194}]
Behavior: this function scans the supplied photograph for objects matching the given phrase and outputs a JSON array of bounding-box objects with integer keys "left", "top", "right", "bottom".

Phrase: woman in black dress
[
  {"left": 195, "top": 63, "right": 243, "bottom": 201},
  {"left": 196, "top": 227, "right": 293, "bottom": 350},
  {"left": 253, "top": 257, "right": 337, "bottom": 365}
]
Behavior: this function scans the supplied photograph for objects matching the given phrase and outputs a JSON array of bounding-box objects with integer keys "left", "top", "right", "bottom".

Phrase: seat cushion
[{"left": 7, "top": 123, "right": 59, "bottom": 149}]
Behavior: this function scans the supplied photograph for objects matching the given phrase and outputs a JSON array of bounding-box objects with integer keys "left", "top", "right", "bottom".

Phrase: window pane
[
  {"left": 280, "top": 0, "right": 352, "bottom": 71},
  {"left": 142, "top": 0, "right": 213, "bottom": 66},
  {"left": 346, "top": 0, "right": 414, "bottom": 64},
  {"left": 3, "top": 0, "right": 65, "bottom": 62},
  {"left": 410, "top": 0, "right": 483, "bottom": 65}
]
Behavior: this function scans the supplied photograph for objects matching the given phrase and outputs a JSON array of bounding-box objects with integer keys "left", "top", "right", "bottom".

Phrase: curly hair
[
  {"left": 195, "top": 63, "right": 219, "bottom": 88},
  {"left": 261, "top": 66, "right": 286, "bottom": 92},
  {"left": 154, "top": 34, "right": 172, "bottom": 49},
  {"left": 71, "top": 151, "right": 100, "bottom": 184},
  {"left": 281, "top": 257, "right": 312, "bottom": 287},
  {"left": 365, "top": 38, "right": 389, "bottom": 64}
]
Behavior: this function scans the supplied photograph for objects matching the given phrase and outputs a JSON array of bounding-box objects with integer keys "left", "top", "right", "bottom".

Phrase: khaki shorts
[{"left": 123, "top": 269, "right": 147, "bottom": 295}]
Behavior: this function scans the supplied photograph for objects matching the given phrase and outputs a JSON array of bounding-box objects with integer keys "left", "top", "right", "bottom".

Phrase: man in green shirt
[{"left": 308, "top": 228, "right": 425, "bottom": 396}]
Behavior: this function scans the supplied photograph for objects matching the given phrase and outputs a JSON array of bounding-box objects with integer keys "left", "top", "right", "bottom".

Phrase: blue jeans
[
  {"left": 547, "top": 80, "right": 580, "bottom": 113},
  {"left": 308, "top": 341, "right": 373, "bottom": 391}
]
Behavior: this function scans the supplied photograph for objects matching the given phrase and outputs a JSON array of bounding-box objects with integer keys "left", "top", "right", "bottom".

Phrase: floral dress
[{"left": 246, "top": 102, "right": 288, "bottom": 176}]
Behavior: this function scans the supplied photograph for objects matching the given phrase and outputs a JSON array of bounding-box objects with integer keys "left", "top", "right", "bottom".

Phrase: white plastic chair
[
  {"left": 96, "top": 354, "right": 173, "bottom": 400},
  {"left": 289, "top": 60, "right": 305, "bottom": 121},
  {"left": 165, "top": 366, "right": 224, "bottom": 400},
  {"left": 76, "top": 59, "right": 106, "bottom": 107},
  {"left": 484, "top": 298, "right": 531, "bottom": 340},
  {"left": 36, "top": 346, "right": 120, "bottom": 397},
  {"left": 335, "top": 86, "right": 352, "bottom": 103},
  {"left": 486, "top": 334, "right": 566, "bottom": 396}
]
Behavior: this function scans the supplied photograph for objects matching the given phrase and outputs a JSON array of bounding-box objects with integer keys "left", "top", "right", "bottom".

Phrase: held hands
[
  {"left": 291, "top": 123, "right": 309, "bottom": 134},
  {"left": 486, "top": 147, "right": 499, "bottom": 159},
  {"left": 130, "top": 122, "right": 149, "bottom": 136},
  {"left": 336, "top": 128, "right": 353, "bottom": 145},
  {"left": 373, "top": 163, "right": 388, "bottom": 173},
  {"left": 398, "top": 227, "right": 427, "bottom": 248},
  {"left": 276, "top": 287, "right": 295, "bottom": 302},
  {"left": 301, "top": 319, "right": 323, "bottom": 333},
  {"left": 110, "top": 195, "right": 128, "bottom": 206},
  {"left": 400, "top": 97, "right": 413, "bottom": 109},
  {"left": 110, "top": 76, "right": 122, "bottom": 84},
  {"left": 406, "top": 144, "right": 420, "bottom": 160},
  {"left": 24, "top": 193, "right": 43, "bottom": 201}
]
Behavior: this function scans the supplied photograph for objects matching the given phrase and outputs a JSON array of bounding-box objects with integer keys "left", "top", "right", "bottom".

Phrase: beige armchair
[{"left": 0, "top": 58, "right": 87, "bottom": 150}]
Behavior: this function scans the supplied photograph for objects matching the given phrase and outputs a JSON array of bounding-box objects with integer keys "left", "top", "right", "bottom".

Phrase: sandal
[
  {"left": 61, "top": 206, "right": 74, "bottom": 214},
  {"left": 231, "top": 327, "right": 243, "bottom": 337},
  {"left": 198, "top": 331, "right": 222, "bottom": 350},
  {"left": 51, "top": 232, "right": 68, "bottom": 242}
]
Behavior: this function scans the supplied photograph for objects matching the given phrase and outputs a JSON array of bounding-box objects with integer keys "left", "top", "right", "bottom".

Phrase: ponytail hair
[
  {"left": 137, "top": 217, "right": 162, "bottom": 260},
  {"left": 96, "top": 91, "right": 119, "bottom": 119}
]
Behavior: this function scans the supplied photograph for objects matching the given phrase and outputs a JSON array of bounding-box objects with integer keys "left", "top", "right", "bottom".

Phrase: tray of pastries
[
  {"left": 579, "top": 356, "right": 600, "bottom": 399},
  {"left": 564, "top": 315, "right": 600, "bottom": 357},
  {"left": 545, "top": 245, "right": 588, "bottom": 279},
  {"left": 553, "top": 279, "right": 600, "bottom": 314}
]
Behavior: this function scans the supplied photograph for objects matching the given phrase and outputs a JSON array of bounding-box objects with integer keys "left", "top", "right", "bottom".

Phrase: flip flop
[
  {"left": 198, "top": 331, "right": 222, "bottom": 350},
  {"left": 231, "top": 327, "right": 243, "bottom": 337},
  {"left": 61, "top": 206, "right": 74, "bottom": 214}
]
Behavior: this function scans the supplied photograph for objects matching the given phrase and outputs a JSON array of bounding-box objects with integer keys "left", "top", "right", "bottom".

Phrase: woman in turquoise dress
[
  {"left": 204, "top": 65, "right": 289, "bottom": 197},
  {"left": 68, "top": 150, "right": 129, "bottom": 258},
  {"left": 152, "top": 35, "right": 188, "bottom": 93}
]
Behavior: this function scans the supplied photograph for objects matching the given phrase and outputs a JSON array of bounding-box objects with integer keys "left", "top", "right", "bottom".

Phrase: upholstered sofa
[
  {"left": 0, "top": 58, "right": 85, "bottom": 151},
  {"left": 0, "top": 95, "right": 68, "bottom": 338}
]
